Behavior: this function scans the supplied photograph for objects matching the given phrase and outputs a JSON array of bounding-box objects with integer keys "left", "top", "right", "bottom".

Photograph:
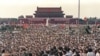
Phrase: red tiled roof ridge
[
  {"left": 37, "top": 7, "right": 61, "bottom": 8},
  {"left": 37, "top": 7, "right": 62, "bottom": 11}
]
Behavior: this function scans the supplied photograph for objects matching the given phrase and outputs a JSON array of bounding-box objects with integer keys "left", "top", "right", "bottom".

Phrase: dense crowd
[{"left": 0, "top": 24, "right": 100, "bottom": 56}]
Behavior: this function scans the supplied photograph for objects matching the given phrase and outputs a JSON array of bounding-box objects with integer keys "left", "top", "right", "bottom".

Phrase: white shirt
[
  {"left": 2, "top": 53, "right": 10, "bottom": 56},
  {"left": 62, "top": 54, "right": 66, "bottom": 56},
  {"left": 96, "top": 52, "right": 100, "bottom": 56},
  {"left": 66, "top": 50, "right": 72, "bottom": 56},
  {"left": 87, "top": 52, "right": 96, "bottom": 56},
  {"left": 72, "top": 52, "right": 76, "bottom": 56}
]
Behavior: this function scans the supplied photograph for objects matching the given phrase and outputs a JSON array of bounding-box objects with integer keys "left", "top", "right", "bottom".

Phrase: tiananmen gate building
[{"left": 18, "top": 7, "right": 92, "bottom": 25}]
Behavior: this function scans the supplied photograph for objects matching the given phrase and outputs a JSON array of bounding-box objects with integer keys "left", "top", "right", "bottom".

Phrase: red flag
[
  {"left": 23, "top": 24, "right": 29, "bottom": 29},
  {"left": 60, "top": 24, "right": 65, "bottom": 28}
]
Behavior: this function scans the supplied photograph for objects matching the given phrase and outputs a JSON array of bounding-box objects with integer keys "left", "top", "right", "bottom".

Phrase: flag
[
  {"left": 60, "top": 24, "right": 65, "bottom": 29},
  {"left": 23, "top": 24, "right": 29, "bottom": 29}
]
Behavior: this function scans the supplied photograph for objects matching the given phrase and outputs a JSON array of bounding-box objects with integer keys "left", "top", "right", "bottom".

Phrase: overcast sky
[{"left": 0, "top": 0, "right": 100, "bottom": 18}]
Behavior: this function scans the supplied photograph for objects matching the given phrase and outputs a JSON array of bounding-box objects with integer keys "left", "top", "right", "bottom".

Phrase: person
[
  {"left": 79, "top": 49, "right": 86, "bottom": 56},
  {"left": 96, "top": 49, "right": 100, "bottom": 56},
  {"left": 1, "top": 49, "right": 10, "bottom": 56},
  {"left": 87, "top": 48, "right": 95, "bottom": 56},
  {"left": 72, "top": 49, "right": 80, "bottom": 56},
  {"left": 62, "top": 51, "right": 66, "bottom": 56},
  {"left": 65, "top": 47, "right": 72, "bottom": 56},
  {"left": 28, "top": 52, "right": 32, "bottom": 56}
]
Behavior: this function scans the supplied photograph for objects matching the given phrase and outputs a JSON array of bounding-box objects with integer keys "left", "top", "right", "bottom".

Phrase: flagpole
[
  {"left": 95, "top": 17, "right": 97, "bottom": 38},
  {"left": 77, "top": 0, "right": 80, "bottom": 44},
  {"left": 78, "top": 0, "right": 80, "bottom": 19}
]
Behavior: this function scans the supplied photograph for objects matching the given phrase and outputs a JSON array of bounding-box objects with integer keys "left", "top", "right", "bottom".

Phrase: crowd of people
[{"left": 0, "top": 24, "right": 100, "bottom": 56}]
